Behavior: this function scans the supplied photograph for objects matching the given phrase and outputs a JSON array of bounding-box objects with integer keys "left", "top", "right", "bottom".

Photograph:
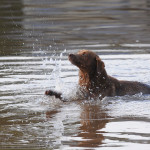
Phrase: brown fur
[{"left": 45, "top": 50, "right": 150, "bottom": 100}]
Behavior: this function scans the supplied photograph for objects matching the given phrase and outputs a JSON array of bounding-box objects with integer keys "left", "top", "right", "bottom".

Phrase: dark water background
[{"left": 0, "top": 0, "right": 150, "bottom": 149}]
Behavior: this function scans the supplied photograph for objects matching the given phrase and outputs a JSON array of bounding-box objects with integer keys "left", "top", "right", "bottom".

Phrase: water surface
[{"left": 1, "top": 0, "right": 150, "bottom": 149}]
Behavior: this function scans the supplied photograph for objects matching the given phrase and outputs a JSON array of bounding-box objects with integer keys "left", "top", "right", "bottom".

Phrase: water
[{"left": 1, "top": 0, "right": 150, "bottom": 149}]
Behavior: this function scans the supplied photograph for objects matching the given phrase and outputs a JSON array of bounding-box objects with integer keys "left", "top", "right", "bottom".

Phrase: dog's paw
[{"left": 45, "top": 90, "right": 54, "bottom": 95}]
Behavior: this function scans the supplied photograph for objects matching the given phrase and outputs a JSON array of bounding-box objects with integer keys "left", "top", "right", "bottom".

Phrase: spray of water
[{"left": 42, "top": 49, "right": 80, "bottom": 101}]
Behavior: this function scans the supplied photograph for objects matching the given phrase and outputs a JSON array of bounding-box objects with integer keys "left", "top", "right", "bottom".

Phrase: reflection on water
[
  {"left": 1, "top": 0, "right": 150, "bottom": 149},
  {"left": 74, "top": 102, "right": 109, "bottom": 148}
]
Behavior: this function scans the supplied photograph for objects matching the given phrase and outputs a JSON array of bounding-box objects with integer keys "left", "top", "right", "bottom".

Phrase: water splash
[{"left": 42, "top": 49, "right": 79, "bottom": 101}]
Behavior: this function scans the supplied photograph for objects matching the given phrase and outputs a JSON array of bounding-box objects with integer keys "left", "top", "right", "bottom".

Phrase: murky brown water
[{"left": 1, "top": 0, "right": 150, "bottom": 149}]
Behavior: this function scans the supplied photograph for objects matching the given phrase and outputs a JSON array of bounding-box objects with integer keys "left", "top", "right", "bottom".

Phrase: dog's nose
[{"left": 69, "top": 54, "right": 74, "bottom": 58}]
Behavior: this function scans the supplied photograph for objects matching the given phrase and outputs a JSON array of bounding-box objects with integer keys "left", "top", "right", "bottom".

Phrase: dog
[{"left": 45, "top": 50, "right": 150, "bottom": 100}]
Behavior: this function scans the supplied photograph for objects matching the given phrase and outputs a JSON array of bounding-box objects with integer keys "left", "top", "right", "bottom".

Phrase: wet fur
[{"left": 45, "top": 50, "right": 150, "bottom": 100}]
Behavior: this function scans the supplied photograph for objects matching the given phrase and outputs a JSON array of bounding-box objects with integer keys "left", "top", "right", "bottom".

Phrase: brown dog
[{"left": 45, "top": 50, "right": 150, "bottom": 100}]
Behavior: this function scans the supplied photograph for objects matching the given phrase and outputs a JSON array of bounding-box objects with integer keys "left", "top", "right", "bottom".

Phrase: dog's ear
[{"left": 96, "top": 56, "right": 105, "bottom": 74}]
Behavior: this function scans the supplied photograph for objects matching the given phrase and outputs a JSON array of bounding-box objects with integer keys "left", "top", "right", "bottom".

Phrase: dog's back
[{"left": 110, "top": 77, "right": 150, "bottom": 96}]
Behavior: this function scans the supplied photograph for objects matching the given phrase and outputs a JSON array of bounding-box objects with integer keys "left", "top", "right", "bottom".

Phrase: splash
[
  {"left": 43, "top": 49, "right": 79, "bottom": 101},
  {"left": 50, "top": 49, "right": 66, "bottom": 91}
]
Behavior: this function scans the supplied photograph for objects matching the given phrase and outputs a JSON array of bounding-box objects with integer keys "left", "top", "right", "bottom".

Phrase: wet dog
[{"left": 45, "top": 50, "right": 150, "bottom": 100}]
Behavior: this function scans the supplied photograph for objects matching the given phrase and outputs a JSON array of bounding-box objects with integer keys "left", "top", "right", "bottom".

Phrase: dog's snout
[
  {"left": 69, "top": 54, "right": 74, "bottom": 58},
  {"left": 68, "top": 54, "right": 76, "bottom": 60},
  {"left": 68, "top": 53, "right": 78, "bottom": 65}
]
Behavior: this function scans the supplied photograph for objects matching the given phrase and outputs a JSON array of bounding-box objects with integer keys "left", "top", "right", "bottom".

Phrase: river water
[{"left": 1, "top": 0, "right": 150, "bottom": 149}]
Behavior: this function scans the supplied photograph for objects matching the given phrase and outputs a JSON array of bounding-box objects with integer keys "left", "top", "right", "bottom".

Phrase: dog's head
[{"left": 68, "top": 50, "right": 105, "bottom": 74}]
